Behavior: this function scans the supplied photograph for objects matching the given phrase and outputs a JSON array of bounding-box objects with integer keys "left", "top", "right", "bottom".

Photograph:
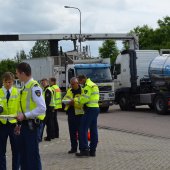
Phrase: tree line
[
  {"left": 0, "top": 16, "right": 169, "bottom": 82},
  {"left": 99, "top": 16, "right": 170, "bottom": 64}
]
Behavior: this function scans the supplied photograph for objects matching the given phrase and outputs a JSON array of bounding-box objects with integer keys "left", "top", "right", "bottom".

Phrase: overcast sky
[{"left": 0, "top": 0, "right": 169, "bottom": 59}]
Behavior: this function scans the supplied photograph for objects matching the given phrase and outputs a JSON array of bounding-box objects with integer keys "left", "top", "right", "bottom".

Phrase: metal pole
[{"left": 64, "top": 6, "right": 82, "bottom": 52}]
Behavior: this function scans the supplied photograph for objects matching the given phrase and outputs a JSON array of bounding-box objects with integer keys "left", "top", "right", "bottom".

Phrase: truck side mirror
[
  {"left": 110, "top": 65, "right": 114, "bottom": 75},
  {"left": 113, "top": 71, "right": 117, "bottom": 79}
]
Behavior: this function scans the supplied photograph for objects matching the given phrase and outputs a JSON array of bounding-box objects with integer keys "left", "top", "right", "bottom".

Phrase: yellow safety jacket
[
  {"left": 43, "top": 86, "right": 55, "bottom": 107},
  {"left": 0, "top": 87, "right": 20, "bottom": 124},
  {"left": 20, "top": 80, "right": 45, "bottom": 120},
  {"left": 74, "top": 78, "right": 99, "bottom": 108},
  {"left": 51, "top": 84, "right": 62, "bottom": 109},
  {"left": 63, "top": 87, "right": 84, "bottom": 115}
]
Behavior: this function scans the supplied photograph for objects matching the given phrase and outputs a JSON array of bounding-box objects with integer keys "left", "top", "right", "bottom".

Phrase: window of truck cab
[{"left": 75, "top": 67, "right": 112, "bottom": 83}]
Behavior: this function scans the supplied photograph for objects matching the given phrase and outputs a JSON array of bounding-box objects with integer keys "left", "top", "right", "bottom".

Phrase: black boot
[
  {"left": 90, "top": 150, "right": 96, "bottom": 157},
  {"left": 68, "top": 149, "right": 77, "bottom": 154},
  {"left": 44, "top": 137, "right": 51, "bottom": 141},
  {"left": 76, "top": 150, "right": 89, "bottom": 157}
]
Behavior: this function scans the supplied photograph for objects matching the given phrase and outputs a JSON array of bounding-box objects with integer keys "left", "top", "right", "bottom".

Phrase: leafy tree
[
  {"left": 130, "top": 25, "right": 154, "bottom": 49},
  {"left": 130, "top": 16, "right": 170, "bottom": 50},
  {"left": 99, "top": 40, "right": 119, "bottom": 64},
  {"left": 156, "top": 16, "right": 170, "bottom": 49},
  {"left": 14, "top": 50, "right": 29, "bottom": 63},
  {"left": 29, "top": 41, "right": 50, "bottom": 58},
  {"left": 0, "top": 59, "right": 17, "bottom": 85},
  {"left": 158, "top": 16, "right": 170, "bottom": 27}
]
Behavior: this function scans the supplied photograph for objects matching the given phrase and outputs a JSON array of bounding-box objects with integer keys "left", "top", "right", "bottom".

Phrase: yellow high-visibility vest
[
  {"left": 0, "top": 87, "right": 20, "bottom": 124},
  {"left": 74, "top": 78, "right": 99, "bottom": 108},
  {"left": 63, "top": 87, "right": 84, "bottom": 115},
  {"left": 43, "top": 86, "right": 55, "bottom": 107},
  {"left": 20, "top": 80, "right": 45, "bottom": 120},
  {"left": 51, "top": 84, "right": 62, "bottom": 109}
]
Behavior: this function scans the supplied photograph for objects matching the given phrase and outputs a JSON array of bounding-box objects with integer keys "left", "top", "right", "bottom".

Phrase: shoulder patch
[{"left": 35, "top": 90, "right": 41, "bottom": 97}]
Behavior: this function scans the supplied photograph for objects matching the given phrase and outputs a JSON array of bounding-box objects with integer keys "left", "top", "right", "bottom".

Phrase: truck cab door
[
  {"left": 67, "top": 68, "right": 75, "bottom": 84},
  {"left": 114, "top": 54, "right": 131, "bottom": 90},
  {"left": 66, "top": 64, "right": 75, "bottom": 89},
  {"left": 113, "top": 64, "right": 121, "bottom": 90}
]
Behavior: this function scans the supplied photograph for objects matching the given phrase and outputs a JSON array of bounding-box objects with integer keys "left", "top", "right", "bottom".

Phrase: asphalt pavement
[{"left": 6, "top": 111, "right": 170, "bottom": 170}]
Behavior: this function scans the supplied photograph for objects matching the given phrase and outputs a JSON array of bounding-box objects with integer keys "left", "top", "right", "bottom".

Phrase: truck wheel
[
  {"left": 100, "top": 106, "right": 109, "bottom": 113},
  {"left": 119, "top": 95, "right": 128, "bottom": 111},
  {"left": 154, "top": 95, "right": 168, "bottom": 115}
]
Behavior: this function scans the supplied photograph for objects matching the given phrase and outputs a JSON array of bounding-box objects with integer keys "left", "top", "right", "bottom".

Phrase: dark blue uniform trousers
[
  {"left": 18, "top": 123, "right": 42, "bottom": 170},
  {"left": 79, "top": 107, "right": 100, "bottom": 152},
  {"left": 53, "top": 110, "right": 59, "bottom": 138},
  {"left": 37, "top": 121, "right": 45, "bottom": 142},
  {"left": 68, "top": 112, "right": 82, "bottom": 151},
  {"left": 0, "top": 122, "right": 20, "bottom": 170}
]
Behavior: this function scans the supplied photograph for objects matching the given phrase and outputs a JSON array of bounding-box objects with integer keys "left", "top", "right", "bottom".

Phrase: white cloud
[
  {"left": 0, "top": 41, "right": 35, "bottom": 59},
  {"left": 0, "top": 0, "right": 169, "bottom": 59}
]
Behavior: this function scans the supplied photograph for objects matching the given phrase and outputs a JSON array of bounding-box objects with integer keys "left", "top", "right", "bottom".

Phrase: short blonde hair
[{"left": 2, "top": 72, "right": 14, "bottom": 81}]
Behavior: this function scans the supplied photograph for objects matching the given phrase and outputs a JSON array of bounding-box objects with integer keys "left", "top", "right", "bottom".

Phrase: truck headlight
[{"left": 109, "top": 93, "right": 114, "bottom": 97}]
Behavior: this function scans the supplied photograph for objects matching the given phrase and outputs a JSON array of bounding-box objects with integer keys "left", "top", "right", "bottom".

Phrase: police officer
[
  {"left": 41, "top": 78, "right": 55, "bottom": 141},
  {"left": 74, "top": 75, "right": 100, "bottom": 157},
  {"left": 0, "top": 72, "right": 20, "bottom": 170},
  {"left": 63, "top": 77, "right": 84, "bottom": 153},
  {"left": 16, "top": 62, "right": 46, "bottom": 170},
  {"left": 49, "top": 77, "right": 62, "bottom": 138}
]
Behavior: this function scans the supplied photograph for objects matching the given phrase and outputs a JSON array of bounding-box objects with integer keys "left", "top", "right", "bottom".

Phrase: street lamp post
[{"left": 64, "top": 6, "right": 82, "bottom": 52}]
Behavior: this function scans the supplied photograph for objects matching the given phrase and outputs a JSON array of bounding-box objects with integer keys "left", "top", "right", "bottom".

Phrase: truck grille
[{"left": 99, "top": 86, "right": 112, "bottom": 91}]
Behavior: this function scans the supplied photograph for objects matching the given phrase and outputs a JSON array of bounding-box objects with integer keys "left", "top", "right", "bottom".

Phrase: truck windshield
[{"left": 76, "top": 67, "right": 112, "bottom": 83}]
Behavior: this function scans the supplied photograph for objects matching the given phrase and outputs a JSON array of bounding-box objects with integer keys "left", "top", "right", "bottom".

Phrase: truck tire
[
  {"left": 154, "top": 95, "right": 168, "bottom": 115},
  {"left": 119, "top": 94, "right": 129, "bottom": 111},
  {"left": 119, "top": 94, "right": 135, "bottom": 111},
  {"left": 100, "top": 106, "right": 109, "bottom": 113}
]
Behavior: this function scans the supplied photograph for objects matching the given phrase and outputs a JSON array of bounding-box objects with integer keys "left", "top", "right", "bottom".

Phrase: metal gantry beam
[
  {"left": 0, "top": 33, "right": 139, "bottom": 50},
  {"left": 0, "top": 33, "right": 137, "bottom": 41},
  {"left": 0, "top": 34, "right": 78, "bottom": 41}
]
